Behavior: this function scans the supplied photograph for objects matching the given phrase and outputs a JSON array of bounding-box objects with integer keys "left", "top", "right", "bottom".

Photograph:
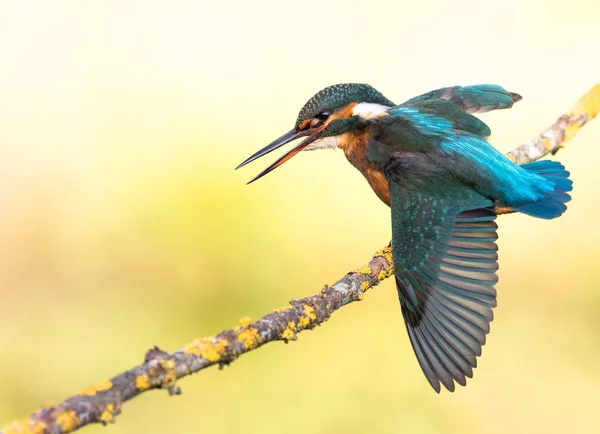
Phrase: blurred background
[{"left": 1, "top": 1, "right": 599, "bottom": 433}]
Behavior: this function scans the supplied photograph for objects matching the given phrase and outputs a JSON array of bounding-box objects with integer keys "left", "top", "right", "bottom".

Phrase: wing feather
[{"left": 388, "top": 175, "right": 498, "bottom": 392}]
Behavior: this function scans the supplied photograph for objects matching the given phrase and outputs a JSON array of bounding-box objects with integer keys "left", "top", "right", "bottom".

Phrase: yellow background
[{"left": 1, "top": 1, "right": 599, "bottom": 433}]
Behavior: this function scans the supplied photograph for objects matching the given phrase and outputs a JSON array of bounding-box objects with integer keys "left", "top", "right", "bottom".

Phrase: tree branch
[{"left": 2, "top": 83, "right": 599, "bottom": 434}]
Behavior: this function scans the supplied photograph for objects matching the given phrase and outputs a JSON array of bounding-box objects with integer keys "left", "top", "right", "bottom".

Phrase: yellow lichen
[
  {"left": 135, "top": 374, "right": 150, "bottom": 391},
  {"left": 238, "top": 316, "right": 253, "bottom": 326},
  {"left": 298, "top": 316, "right": 310, "bottom": 328},
  {"left": 543, "top": 136, "right": 554, "bottom": 151},
  {"left": 303, "top": 305, "right": 317, "bottom": 321},
  {"left": 55, "top": 410, "right": 79, "bottom": 432},
  {"left": 353, "top": 264, "right": 372, "bottom": 275},
  {"left": 158, "top": 359, "right": 178, "bottom": 388},
  {"left": 375, "top": 246, "right": 393, "bottom": 264},
  {"left": 237, "top": 327, "right": 261, "bottom": 350},
  {"left": 281, "top": 321, "right": 296, "bottom": 341},
  {"left": 4, "top": 420, "right": 47, "bottom": 434},
  {"left": 98, "top": 404, "right": 116, "bottom": 424},
  {"left": 80, "top": 379, "right": 112, "bottom": 396},
  {"left": 377, "top": 267, "right": 394, "bottom": 281},
  {"left": 273, "top": 304, "right": 292, "bottom": 313},
  {"left": 361, "top": 281, "right": 370, "bottom": 291},
  {"left": 159, "top": 359, "right": 175, "bottom": 370},
  {"left": 183, "top": 338, "right": 228, "bottom": 362}
]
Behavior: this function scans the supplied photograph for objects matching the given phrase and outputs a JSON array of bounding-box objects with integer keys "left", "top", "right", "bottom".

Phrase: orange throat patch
[{"left": 337, "top": 130, "right": 390, "bottom": 206}]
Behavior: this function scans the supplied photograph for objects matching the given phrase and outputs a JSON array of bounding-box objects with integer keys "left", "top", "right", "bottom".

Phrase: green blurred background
[{"left": 1, "top": 1, "right": 599, "bottom": 433}]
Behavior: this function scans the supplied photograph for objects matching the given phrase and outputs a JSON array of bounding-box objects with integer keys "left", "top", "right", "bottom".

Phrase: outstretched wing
[
  {"left": 387, "top": 164, "right": 499, "bottom": 393},
  {"left": 403, "top": 84, "right": 522, "bottom": 114}
]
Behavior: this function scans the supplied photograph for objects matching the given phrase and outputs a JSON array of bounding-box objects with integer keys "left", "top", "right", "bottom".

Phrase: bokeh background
[{"left": 1, "top": 1, "right": 599, "bottom": 433}]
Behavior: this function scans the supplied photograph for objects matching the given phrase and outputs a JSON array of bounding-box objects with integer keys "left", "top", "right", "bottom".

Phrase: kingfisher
[{"left": 236, "top": 83, "right": 573, "bottom": 392}]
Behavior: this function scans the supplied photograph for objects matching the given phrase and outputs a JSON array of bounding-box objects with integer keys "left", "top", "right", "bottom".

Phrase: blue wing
[
  {"left": 387, "top": 167, "right": 498, "bottom": 392},
  {"left": 403, "top": 84, "right": 522, "bottom": 114}
]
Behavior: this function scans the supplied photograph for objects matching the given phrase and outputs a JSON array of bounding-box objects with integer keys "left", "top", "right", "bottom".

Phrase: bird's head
[{"left": 236, "top": 83, "right": 394, "bottom": 183}]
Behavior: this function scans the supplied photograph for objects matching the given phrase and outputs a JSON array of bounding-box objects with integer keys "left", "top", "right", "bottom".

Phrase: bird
[{"left": 236, "top": 83, "right": 573, "bottom": 392}]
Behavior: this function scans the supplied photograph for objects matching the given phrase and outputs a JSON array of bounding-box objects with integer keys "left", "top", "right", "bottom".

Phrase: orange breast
[
  {"left": 337, "top": 130, "right": 391, "bottom": 206},
  {"left": 337, "top": 131, "right": 515, "bottom": 214}
]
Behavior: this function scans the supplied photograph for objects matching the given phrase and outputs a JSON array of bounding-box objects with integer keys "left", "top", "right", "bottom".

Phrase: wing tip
[{"left": 510, "top": 92, "right": 523, "bottom": 103}]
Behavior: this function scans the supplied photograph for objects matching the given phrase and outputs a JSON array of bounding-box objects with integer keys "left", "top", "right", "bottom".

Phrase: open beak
[{"left": 236, "top": 126, "right": 323, "bottom": 184}]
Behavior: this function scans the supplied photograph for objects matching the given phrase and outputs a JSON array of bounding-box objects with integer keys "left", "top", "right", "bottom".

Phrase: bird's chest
[{"left": 337, "top": 131, "right": 391, "bottom": 206}]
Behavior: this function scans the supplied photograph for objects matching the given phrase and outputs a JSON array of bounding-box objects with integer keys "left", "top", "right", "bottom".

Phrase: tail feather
[{"left": 515, "top": 160, "right": 573, "bottom": 219}]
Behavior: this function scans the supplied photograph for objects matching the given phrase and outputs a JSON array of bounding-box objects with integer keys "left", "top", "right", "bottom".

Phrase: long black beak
[
  {"left": 236, "top": 127, "right": 321, "bottom": 184},
  {"left": 236, "top": 129, "right": 300, "bottom": 170}
]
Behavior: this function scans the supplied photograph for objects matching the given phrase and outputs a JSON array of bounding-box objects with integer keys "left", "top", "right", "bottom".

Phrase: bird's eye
[{"left": 316, "top": 110, "right": 331, "bottom": 121}]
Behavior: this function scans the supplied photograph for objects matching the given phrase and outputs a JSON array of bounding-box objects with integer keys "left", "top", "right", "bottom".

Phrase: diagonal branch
[{"left": 2, "top": 83, "right": 599, "bottom": 434}]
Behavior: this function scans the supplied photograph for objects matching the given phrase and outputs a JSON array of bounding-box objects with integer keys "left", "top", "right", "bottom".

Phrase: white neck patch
[
  {"left": 352, "top": 102, "right": 391, "bottom": 119},
  {"left": 304, "top": 135, "right": 339, "bottom": 151}
]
